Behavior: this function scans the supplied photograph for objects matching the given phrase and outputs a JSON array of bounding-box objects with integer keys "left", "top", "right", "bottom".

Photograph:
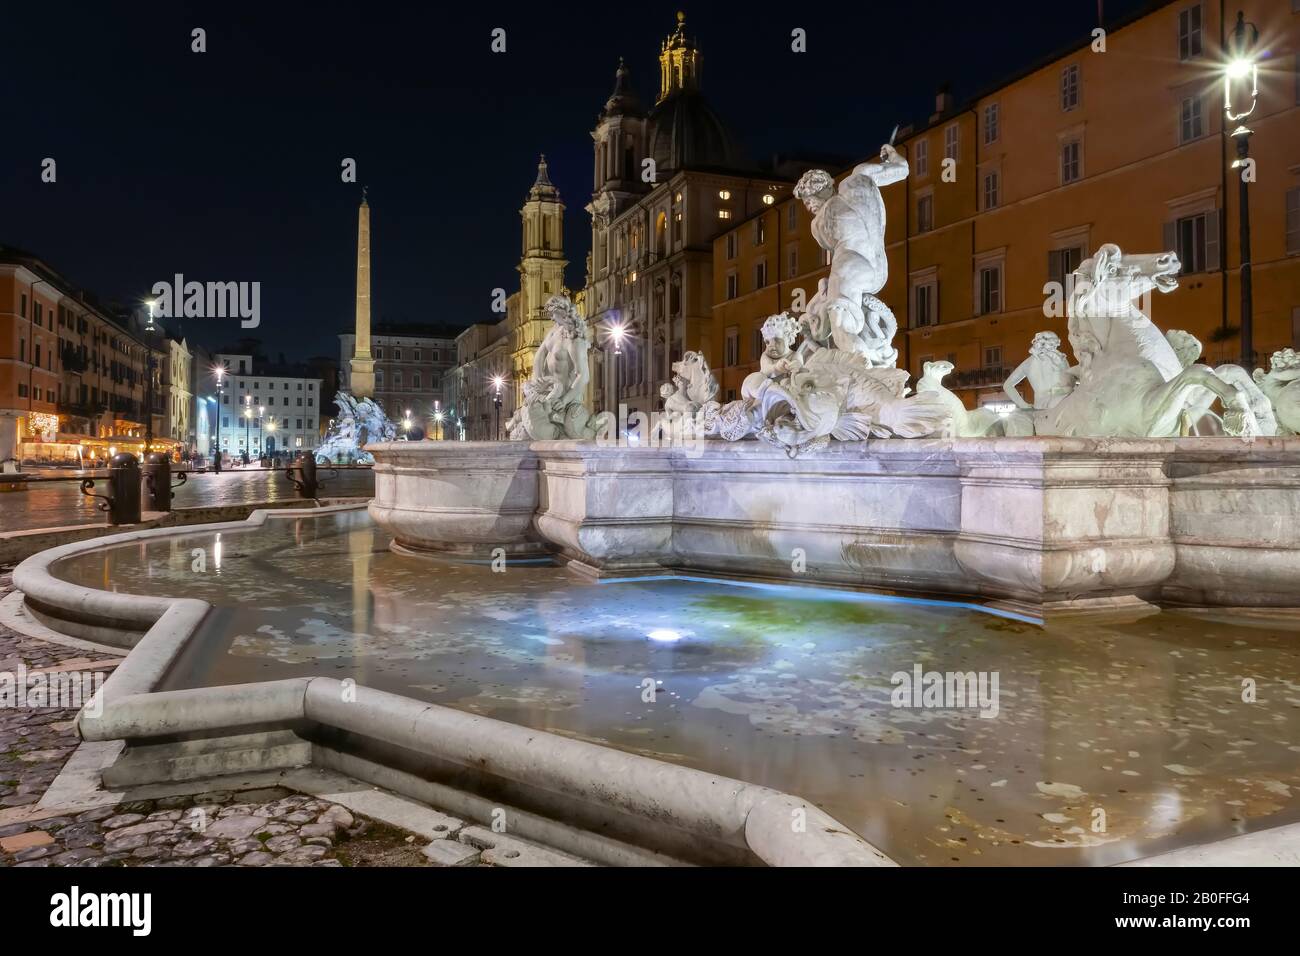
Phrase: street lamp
[
  {"left": 1225, "top": 9, "right": 1259, "bottom": 368},
  {"left": 605, "top": 320, "right": 627, "bottom": 433},
  {"left": 491, "top": 374, "right": 505, "bottom": 441},
  {"left": 257, "top": 406, "right": 265, "bottom": 458},
  {"left": 402, "top": 408, "right": 413, "bottom": 439},
  {"left": 212, "top": 364, "right": 225, "bottom": 473},
  {"left": 433, "top": 410, "right": 444, "bottom": 441}
]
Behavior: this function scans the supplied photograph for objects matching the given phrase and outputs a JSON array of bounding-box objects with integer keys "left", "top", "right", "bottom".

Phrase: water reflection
[{"left": 52, "top": 509, "right": 1300, "bottom": 866}]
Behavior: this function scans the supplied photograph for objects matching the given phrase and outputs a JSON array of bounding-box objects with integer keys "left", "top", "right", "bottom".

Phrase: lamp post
[
  {"left": 212, "top": 366, "right": 225, "bottom": 473},
  {"left": 491, "top": 374, "right": 504, "bottom": 441},
  {"left": 434, "top": 410, "right": 444, "bottom": 441},
  {"left": 243, "top": 399, "right": 252, "bottom": 463},
  {"left": 257, "top": 406, "right": 265, "bottom": 458},
  {"left": 1225, "top": 10, "right": 1259, "bottom": 368},
  {"left": 402, "top": 407, "right": 413, "bottom": 440},
  {"left": 606, "top": 320, "right": 627, "bottom": 438}
]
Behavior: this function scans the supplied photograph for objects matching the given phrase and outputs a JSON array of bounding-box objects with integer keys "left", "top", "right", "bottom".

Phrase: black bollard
[
  {"left": 142, "top": 452, "right": 187, "bottom": 512},
  {"left": 285, "top": 455, "right": 319, "bottom": 499},
  {"left": 81, "top": 452, "right": 142, "bottom": 525}
]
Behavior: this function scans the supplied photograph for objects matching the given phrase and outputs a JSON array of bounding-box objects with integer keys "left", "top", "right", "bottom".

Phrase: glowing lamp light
[
  {"left": 1226, "top": 58, "right": 1252, "bottom": 80},
  {"left": 646, "top": 628, "right": 683, "bottom": 643}
]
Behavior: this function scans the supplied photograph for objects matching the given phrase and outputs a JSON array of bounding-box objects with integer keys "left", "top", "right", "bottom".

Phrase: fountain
[{"left": 9, "top": 140, "right": 1300, "bottom": 867}]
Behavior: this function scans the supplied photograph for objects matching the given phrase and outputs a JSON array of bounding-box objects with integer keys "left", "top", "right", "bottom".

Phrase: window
[
  {"left": 762, "top": 193, "right": 775, "bottom": 206},
  {"left": 725, "top": 233, "right": 736, "bottom": 259},
  {"left": 787, "top": 246, "right": 798, "bottom": 278},
  {"left": 1061, "top": 140, "right": 1082, "bottom": 184},
  {"left": 978, "top": 266, "right": 1002, "bottom": 314},
  {"left": 1061, "top": 64, "right": 1080, "bottom": 111},
  {"left": 414, "top": 349, "right": 422, "bottom": 361},
  {"left": 917, "top": 194, "right": 933, "bottom": 233},
  {"left": 223, "top": 417, "right": 229, "bottom": 428},
  {"left": 393, "top": 370, "right": 402, "bottom": 387},
  {"left": 1178, "top": 5, "right": 1203, "bottom": 60},
  {"left": 297, "top": 397, "right": 303, "bottom": 406},
  {"left": 267, "top": 396, "right": 275, "bottom": 406},
  {"left": 752, "top": 329, "right": 764, "bottom": 360},
  {"left": 726, "top": 272, "right": 738, "bottom": 300},
  {"left": 754, "top": 218, "right": 766, "bottom": 245},
  {"left": 983, "top": 346, "right": 1003, "bottom": 369},
  {"left": 944, "top": 124, "right": 959, "bottom": 162},
  {"left": 1166, "top": 211, "right": 1220, "bottom": 273},
  {"left": 718, "top": 189, "right": 731, "bottom": 200},
  {"left": 717, "top": 209, "right": 732, "bottom": 220},
  {"left": 375, "top": 348, "right": 383, "bottom": 359},
  {"left": 307, "top": 398, "right": 314, "bottom": 407},
  {"left": 20, "top": 294, "right": 26, "bottom": 318},
  {"left": 297, "top": 419, "right": 303, "bottom": 430},
  {"left": 1287, "top": 187, "right": 1300, "bottom": 256},
  {"left": 914, "top": 139, "right": 929, "bottom": 177},
  {"left": 1048, "top": 247, "right": 1084, "bottom": 288},
  {"left": 983, "top": 171, "right": 999, "bottom": 210},
  {"left": 376, "top": 370, "right": 384, "bottom": 386},
  {"left": 725, "top": 328, "right": 739, "bottom": 367},
  {"left": 913, "top": 281, "right": 937, "bottom": 328},
  {"left": 787, "top": 204, "right": 797, "bottom": 231},
  {"left": 754, "top": 260, "right": 767, "bottom": 289},
  {"left": 394, "top": 348, "right": 402, "bottom": 361},
  {"left": 984, "top": 103, "right": 999, "bottom": 145},
  {"left": 413, "top": 372, "right": 421, "bottom": 389},
  {"left": 1180, "top": 95, "right": 1204, "bottom": 143}
]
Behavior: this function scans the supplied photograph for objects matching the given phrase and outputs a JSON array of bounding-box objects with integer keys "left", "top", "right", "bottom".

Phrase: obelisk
[{"left": 350, "top": 189, "right": 376, "bottom": 399}]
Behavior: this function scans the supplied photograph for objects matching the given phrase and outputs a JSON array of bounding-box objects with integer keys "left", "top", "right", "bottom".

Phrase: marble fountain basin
[
  {"left": 13, "top": 503, "right": 1300, "bottom": 866},
  {"left": 366, "top": 436, "right": 1300, "bottom": 617}
]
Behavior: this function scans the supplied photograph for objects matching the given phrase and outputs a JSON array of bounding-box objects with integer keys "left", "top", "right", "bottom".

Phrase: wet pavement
[
  {"left": 48, "top": 509, "right": 1300, "bottom": 866},
  {"left": 0, "top": 468, "right": 374, "bottom": 534}
]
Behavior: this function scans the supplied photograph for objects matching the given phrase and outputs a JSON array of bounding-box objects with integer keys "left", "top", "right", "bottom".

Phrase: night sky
[{"left": 4, "top": 0, "right": 1152, "bottom": 359}]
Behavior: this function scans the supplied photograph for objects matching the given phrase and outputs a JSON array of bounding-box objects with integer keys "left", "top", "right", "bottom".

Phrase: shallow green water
[{"left": 52, "top": 509, "right": 1300, "bottom": 866}]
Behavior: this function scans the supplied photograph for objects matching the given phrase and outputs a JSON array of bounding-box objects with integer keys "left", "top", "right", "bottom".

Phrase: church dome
[{"left": 647, "top": 90, "right": 745, "bottom": 172}]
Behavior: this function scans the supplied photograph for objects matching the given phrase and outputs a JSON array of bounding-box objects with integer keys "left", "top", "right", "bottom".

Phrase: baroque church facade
[{"left": 583, "top": 12, "right": 796, "bottom": 418}]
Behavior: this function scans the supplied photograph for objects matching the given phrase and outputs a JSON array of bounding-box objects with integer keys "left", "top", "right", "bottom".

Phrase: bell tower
[
  {"left": 513, "top": 156, "right": 567, "bottom": 387},
  {"left": 657, "top": 11, "right": 701, "bottom": 103}
]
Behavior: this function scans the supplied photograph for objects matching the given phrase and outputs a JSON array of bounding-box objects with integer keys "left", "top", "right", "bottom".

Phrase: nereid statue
[{"left": 506, "top": 294, "right": 614, "bottom": 441}]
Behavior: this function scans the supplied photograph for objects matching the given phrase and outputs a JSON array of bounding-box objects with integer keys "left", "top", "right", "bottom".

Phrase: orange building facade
[
  {"left": 1, "top": 250, "right": 168, "bottom": 466},
  {"left": 705, "top": 0, "right": 1300, "bottom": 407}
]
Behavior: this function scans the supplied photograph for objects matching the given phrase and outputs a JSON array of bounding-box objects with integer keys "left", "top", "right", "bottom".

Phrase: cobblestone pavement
[
  {"left": 0, "top": 467, "right": 375, "bottom": 533},
  {"left": 0, "top": 574, "right": 492, "bottom": 869}
]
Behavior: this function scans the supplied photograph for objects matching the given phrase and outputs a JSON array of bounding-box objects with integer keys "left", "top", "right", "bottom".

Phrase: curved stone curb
[
  {"left": 79, "top": 678, "right": 895, "bottom": 868},
  {"left": 12, "top": 503, "right": 368, "bottom": 647}
]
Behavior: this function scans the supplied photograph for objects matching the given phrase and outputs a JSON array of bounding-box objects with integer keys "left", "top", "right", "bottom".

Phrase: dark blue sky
[{"left": 3, "top": 0, "right": 1151, "bottom": 358}]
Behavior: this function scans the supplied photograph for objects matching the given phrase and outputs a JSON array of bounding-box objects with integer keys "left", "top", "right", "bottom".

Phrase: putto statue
[
  {"left": 316, "top": 393, "right": 397, "bottom": 463},
  {"left": 794, "top": 144, "right": 909, "bottom": 368},
  {"left": 1032, "top": 244, "right": 1259, "bottom": 438},
  {"left": 506, "top": 294, "right": 614, "bottom": 441}
]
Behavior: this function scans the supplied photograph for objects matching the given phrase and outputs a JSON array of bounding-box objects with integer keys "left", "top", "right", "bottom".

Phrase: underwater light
[{"left": 646, "top": 628, "right": 683, "bottom": 642}]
